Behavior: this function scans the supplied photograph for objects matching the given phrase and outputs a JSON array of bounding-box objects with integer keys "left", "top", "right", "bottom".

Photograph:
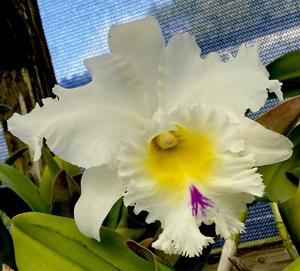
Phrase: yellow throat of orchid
[{"left": 145, "top": 126, "right": 215, "bottom": 194}]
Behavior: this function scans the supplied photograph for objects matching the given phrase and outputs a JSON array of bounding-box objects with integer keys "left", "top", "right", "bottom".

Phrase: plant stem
[{"left": 271, "top": 202, "right": 299, "bottom": 260}]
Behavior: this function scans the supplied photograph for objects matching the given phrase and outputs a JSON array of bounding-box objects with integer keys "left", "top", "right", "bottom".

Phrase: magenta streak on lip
[{"left": 190, "top": 185, "right": 213, "bottom": 217}]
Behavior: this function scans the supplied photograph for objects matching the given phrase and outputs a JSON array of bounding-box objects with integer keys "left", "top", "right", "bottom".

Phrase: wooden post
[{"left": 0, "top": 0, "right": 56, "bottom": 182}]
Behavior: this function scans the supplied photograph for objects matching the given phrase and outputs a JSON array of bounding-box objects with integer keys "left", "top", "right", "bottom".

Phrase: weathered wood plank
[{"left": 203, "top": 241, "right": 294, "bottom": 271}]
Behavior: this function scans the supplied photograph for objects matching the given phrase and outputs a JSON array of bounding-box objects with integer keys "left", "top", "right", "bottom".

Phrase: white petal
[
  {"left": 123, "top": 180, "right": 213, "bottom": 257},
  {"left": 8, "top": 77, "right": 145, "bottom": 168},
  {"left": 152, "top": 204, "right": 214, "bottom": 257},
  {"left": 84, "top": 55, "right": 152, "bottom": 118},
  {"left": 209, "top": 153, "right": 264, "bottom": 197},
  {"left": 158, "top": 38, "right": 282, "bottom": 115},
  {"left": 109, "top": 16, "right": 165, "bottom": 112},
  {"left": 239, "top": 117, "right": 293, "bottom": 166},
  {"left": 74, "top": 166, "right": 123, "bottom": 240},
  {"left": 7, "top": 103, "right": 45, "bottom": 161},
  {"left": 158, "top": 33, "right": 202, "bottom": 113},
  {"left": 204, "top": 193, "right": 253, "bottom": 239}
]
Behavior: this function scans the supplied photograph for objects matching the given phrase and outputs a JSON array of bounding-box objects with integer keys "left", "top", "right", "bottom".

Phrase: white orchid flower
[{"left": 8, "top": 17, "right": 293, "bottom": 257}]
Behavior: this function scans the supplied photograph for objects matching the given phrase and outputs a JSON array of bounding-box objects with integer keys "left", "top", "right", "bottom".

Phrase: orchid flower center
[{"left": 144, "top": 126, "right": 215, "bottom": 196}]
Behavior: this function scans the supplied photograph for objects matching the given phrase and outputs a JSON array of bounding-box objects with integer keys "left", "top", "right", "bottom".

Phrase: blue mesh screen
[
  {"left": 0, "top": 126, "right": 8, "bottom": 162},
  {"left": 36, "top": 0, "right": 300, "bottom": 88}
]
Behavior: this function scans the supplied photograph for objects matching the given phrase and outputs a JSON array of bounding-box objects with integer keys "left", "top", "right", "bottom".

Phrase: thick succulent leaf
[
  {"left": 279, "top": 180, "right": 300, "bottom": 252},
  {"left": 40, "top": 166, "right": 55, "bottom": 205},
  {"left": 57, "top": 158, "right": 81, "bottom": 177},
  {"left": 267, "top": 50, "right": 300, "bottom": 99},
  {"left": 278, "top": 131, "right": 300, "bottom": 253},
  {"left": 40, "top": 148, "right": 81, "bottom": 205},
  {"left": 259, "top": 125, "right": 300, "bottom": 203},
  {"left": 0, "top": 164, "right": 48, "bottom": 213},
  {"left": 4, "top": 147, "right": 28, "bottom": 166},
  {"left": 285, "top": 89, "right": 300, "bottom": 99},
  {"left": 51, "top": 170, "right": 81, "bottom": 218},
  {"left": 289, "top": 124, "right": 300, "bottom": 146},
  {"left": 106, "top": 198, "right": 123, "bottom": 229},
  {"left": 281, "top": 87, "right": 300, "bottom": 99},
  {"left": 126, "top": 241, "right": 162, "bottom": 271},
  {"left": 39, "top": 148, "right": 60, "bottom": 206},
  {"left": 72, "top": 173, "right": 83, "bottom": 185},
  {"left": 267, "top": 50, "right": 300, "bottom": 82},
  {"left": 0, "top": 104, "right": 12, "bottom": 115},
  {"left": 256, "top": 96, "right": 300, "bottom": 134},
  {"left": 286, "top": 166, "right": 300, "bottom": 182},
  {"left": 0, "top": 218, "right": 15, "bottom": 268},
  {"left": 42, "top": 148, "right": 60, "bottom": 176},
  {"left": 256, "top": 97, "right": 300, "bottom": 202},
  {"left": 117, "top": 228, "right": 146, "bottom": 241},
  {"left": 0, "top": 188, "right": 31, "bottom": 218},
  {"left": 259, "top": 153, "right": 300, "bottom": 203},
  {"left": 283, "top": 257, "right": 300, "bottom": 271},
  {"left": 43, "top": 148, "right": 80, "bottom": 177},
  {"left": 117, "top": 206, "right": 131, "bottom": 228},
  {"left": 11, "top": 212, "right": 174, "bottom": 271}
]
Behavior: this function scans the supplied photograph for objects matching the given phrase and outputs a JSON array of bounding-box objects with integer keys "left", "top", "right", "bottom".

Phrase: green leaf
[
  {"left": 0, "top": 164, "right": 48, "bottom": 213},
  {"left": 106, "top": 198, "right": 123, "bottom": 229},
  {"left": 57, "top": 158, "right": 81, "bottom": 177},
  {"left": 279, "top": 181, "right": 300, "bottom": 252},
  {"left": 12, "top": 212, "right": 174, "bottom": 271},
  {"left": 118, "top": 206, "right": 130, "bottom": 228},
  {"left": 72, "top": 173, "right": 83, "bottom": 185},
  {"left": 254, "top": 196, "right": 271, "bottom": 203},
  {"left": 42, "top": 148, "right": 60, "bottom": 174},
  {"left": 0, "top": 104, "right": 12, "bottom": 115},
  {"left": 126, "top": 241, "right": 163, "bottom": 271},
  {"left": 267, "top": 50, "right": 300, "bottom": 82},
  {"left": 286, "top": 166, "right": 300, "bottom": 182},
  {"left": 44, "top": 148, "right": 80, "bottom": 177},
  {"left": 4, "top": 147, "right": 28, "bottom": 166},
  {"left": 40, "top": 166, "right": 55, "bottom": 205},
  {"left": 282, "top": 89, "right": 300, "bottom": 99},
  {"left": 256, "top": 97, "right": 300, "bottom": 203},
  {"left": 259, "top": 126, "right": 300, "bottom": 203},
  {"left": 0, "top": 212, "right": 10, "bottom": 227},
  {"left": 0, "top": 187, "right": 31, "bottom": 218},
  {"left": 267, "top": 50, "right": 300, "bottom": 99},
  {"left": 289, "top": 124, "right": 300, "bottom": 146},
  {"left": 283, "top": 257, "right": 300, "bottom": 271},
  {"left": 0, "top": 217, "right": 15, "bottom": 268},
  {"left": 40, "top": 148, "right": 61, "bottom": 204},
  {"left": 51, "top": 170, "right": 81, "bottom": 218},
  {"left": 116, "top": 228, "right": 146, "bottom": 241},
  {"left": 40, "top": 148, "right": 81, "bottom": 204}
]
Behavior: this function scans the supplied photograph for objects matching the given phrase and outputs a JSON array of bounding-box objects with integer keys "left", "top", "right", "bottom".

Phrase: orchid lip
[{"left": 190, "top": 185, "right": 213, "bottom": 217}]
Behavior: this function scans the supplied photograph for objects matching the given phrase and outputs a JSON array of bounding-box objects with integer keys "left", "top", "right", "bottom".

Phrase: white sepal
[{"left": 74, "top": 166, "right": 123, "bottom": 240}]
